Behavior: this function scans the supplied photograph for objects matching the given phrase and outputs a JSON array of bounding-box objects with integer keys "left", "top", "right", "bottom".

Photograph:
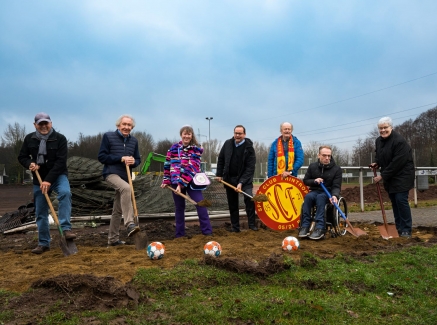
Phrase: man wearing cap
[
  {"left": 18, "top": 112, "right": 76, "bottom": 254},
  {"left": 98, "top": 114, "right": 141, "bottom": 246}
]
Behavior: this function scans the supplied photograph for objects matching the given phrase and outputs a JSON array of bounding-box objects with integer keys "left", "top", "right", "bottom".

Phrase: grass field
[{"left": 1, "top": 244, "right": 436, "bottom": 324}]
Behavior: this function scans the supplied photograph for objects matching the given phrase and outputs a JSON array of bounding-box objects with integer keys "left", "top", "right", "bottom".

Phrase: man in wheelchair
[{"left": 298, "top": 145, "right": 342, "bottom": 240}]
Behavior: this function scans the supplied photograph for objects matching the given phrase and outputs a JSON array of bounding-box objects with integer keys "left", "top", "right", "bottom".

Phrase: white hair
[
  {"left": 115, "top": 115, "right": 136, "bottom": 128},
  {"left": 280, "top": 122, "right": 293, "bottom": 132},
  {"left": 378, "top": 117, "right": 392, "bottom": 127}
]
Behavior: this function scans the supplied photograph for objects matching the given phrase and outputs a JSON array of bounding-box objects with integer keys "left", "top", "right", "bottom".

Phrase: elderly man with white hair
[
  {"left": 369, "top": 116, "right": 414, "bottom": 238},
  {"left": 267, "top": 122, "right": 304, "bottom": 179}
]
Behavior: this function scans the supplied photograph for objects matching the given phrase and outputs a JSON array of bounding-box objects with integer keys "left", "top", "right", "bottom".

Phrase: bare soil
[{"left": 1, "top": 184, "right": 437, "bottom": 323}]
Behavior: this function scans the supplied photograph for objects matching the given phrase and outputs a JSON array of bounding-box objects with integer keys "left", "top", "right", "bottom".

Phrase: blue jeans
[
  {"left": 301, "top": 191, "right": 328, "bottom": 230},
  {"left": 33, "top": 174, "right": 72, "bottom": 247},
  {"left": 389, "top": 191, "right": 412, "bottom": 235}
]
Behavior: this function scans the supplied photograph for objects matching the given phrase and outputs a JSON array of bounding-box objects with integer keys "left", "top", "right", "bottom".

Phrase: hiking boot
[
  {"left": 298, "top": 227, "right": 310, "bottom": 238},
  {"left": 63, "top": 230, "right": 77, "bottom": 240},
  {"left": 31, "top": 245, "right": 50, "bottom": 254},
  {"left": 127, "top": 224, "right": 140, "bottom": 237},
  {"left": 108, "top": 240, "right": 126, "bottom": 247},
  {"left": 309, "top": 228, "right": 325, "bottom": 240},
  {"left": 400, "top": 232, "right": 411, "bottom": 239}
]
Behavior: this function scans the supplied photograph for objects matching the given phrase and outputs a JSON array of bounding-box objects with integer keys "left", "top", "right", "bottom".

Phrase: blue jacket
[
  {"left": 267, "top": 135, "right": 304, "bottom": 177},
  {"left": 98, "top": 130, "right": 141, "bottom": 182}
]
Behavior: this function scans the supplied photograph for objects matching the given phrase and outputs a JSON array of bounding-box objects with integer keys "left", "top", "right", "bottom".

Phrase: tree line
[{"left": 1, "top": 106, "right": 436, "bottom": 184}]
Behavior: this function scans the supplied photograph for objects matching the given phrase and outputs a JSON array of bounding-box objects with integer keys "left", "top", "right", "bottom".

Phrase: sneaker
[
  {"left": 298, "top": 227, "right": 310, "bottom": 238},
  {"left": 63, "top": 230, "right": 77, "bottom": 240},
  {"left": 31, "top": 245, "right": 50, "bottom": 254},
  {"left": 108, "top": 240, "right": 126, "bottom": 246},
  {"left": 127, "top": 224, "right": 140, "bottom": 237},
  {"left": 309, "top": 228, "right": 325, "bottom": 240},
  {"left": 400, "top": 232, "right": 411, "bottom": 239}
]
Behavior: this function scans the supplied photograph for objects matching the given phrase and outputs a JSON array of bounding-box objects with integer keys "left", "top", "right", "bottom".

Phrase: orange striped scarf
[{"left": 276, "top": 137, "right": 294, "bottom": 175}]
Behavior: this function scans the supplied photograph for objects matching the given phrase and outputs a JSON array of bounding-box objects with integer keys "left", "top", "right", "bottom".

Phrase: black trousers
[{"left": 224, "top": 177, "right": 257, "bottom": 230}]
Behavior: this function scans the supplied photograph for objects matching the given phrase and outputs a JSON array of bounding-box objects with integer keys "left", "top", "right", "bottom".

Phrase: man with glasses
[
  {"left": 216, "top": 125, "right": 258, "bottom": 232},
  {"left": 298, "top": 146, "right": 342, "bottom": 240}
]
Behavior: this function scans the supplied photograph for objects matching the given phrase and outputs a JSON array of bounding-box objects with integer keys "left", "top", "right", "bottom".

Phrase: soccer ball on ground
[
  {"left": 147, "top": 242, "right": 165, "bottom": 260},
  {"left": 204, "top": 241, "right": 222, "bottom": 257},
  {"left": 282, "top": 236, "right": 300, "bottom": 251}
]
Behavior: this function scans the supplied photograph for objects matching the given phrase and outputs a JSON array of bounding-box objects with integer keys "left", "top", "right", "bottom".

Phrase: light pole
[{"left": 205, "top": 117, "right": 213, "bottom": 170}]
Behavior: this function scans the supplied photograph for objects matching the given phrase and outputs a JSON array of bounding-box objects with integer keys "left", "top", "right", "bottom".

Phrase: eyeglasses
[
  {"left": 234, "top": 132, "right": 244, "bottom": 135},
  {"left": 378, "top": 126, "right": 391, "bottom": 131},
  {"left": 320, "top": 154, "right": 331, "bottom": 158}
]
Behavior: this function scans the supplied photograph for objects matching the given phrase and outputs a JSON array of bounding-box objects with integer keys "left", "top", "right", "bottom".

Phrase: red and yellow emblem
[{"left": 256, "top": 175, "right": 308, "bottom": 231}]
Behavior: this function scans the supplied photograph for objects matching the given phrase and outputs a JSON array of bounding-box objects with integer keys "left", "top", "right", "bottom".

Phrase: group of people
[{"left": 18, "top": 112, "right": 414, "bottom": 254}]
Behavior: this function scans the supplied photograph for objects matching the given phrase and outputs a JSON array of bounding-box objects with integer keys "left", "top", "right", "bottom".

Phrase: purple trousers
[{"left": 171, "top": 184, "right": 212, "bottom": 238}]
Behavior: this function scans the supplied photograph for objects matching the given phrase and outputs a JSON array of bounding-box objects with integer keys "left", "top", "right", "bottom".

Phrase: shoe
[
  {"left": 298, "top": 227, "right": 310, "bottom": 238},
  {"left": 31, "top": 245, "right": 50, "bottom": 254},
  {"left": 108, "top": 240, "right": 126, "bottom": 246},
  {"left": 400, "top": 232, "right": 411, "bottom": 239},
  {"left": 127, "top": 224, "right": 140, "bottom": 237},
  {"left": 63, "top": 230, "right": 77, "bottom": 240},
  {"left": 309, "top": 228, "right": 325, "bottom": 240},
  {"left": 229, "top": 228, "right": 241, "bottom": 233},
  {"left": 249, "top": 226, "right": 258, "bottom": 231},
  {"left": 204, "top": 233, "right": 213, "bottom": 236}
]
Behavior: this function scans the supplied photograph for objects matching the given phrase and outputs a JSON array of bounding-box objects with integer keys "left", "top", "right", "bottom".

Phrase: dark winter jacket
[
  {"left": 375, "top": 130, "right": 414, "bottom": 193},
  {"left": 267, "top": 135, "right": 304, "bottom": 177},
  {"left": 98, "top": 130, "right": 141, "bottom": 182},
  {"left": 216, "top": 138, "right": 256, "bottom": 186},
  {"left": 303, "top": 157, "right": 342, "bottom": 198},
  {"left": 18, "top": 129, "right": 69, "bottom": 186}
]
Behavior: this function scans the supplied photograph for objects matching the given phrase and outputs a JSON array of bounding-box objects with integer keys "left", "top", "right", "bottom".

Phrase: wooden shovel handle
[
  {"left": 125, "top": 164, "right": 138, "bottom": 216},
  {"left": 166, "top": 186, "right": 198, "bottom": 205},
  {"left": 34, "top": 170, "right": 62, "bottom": 228},
  {"left": 219, "top": 179, "right": 254, "bottom": 199}
]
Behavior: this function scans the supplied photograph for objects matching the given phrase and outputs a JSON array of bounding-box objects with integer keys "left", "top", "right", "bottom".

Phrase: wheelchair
[{"left": 299, "top": 196, "right": 349, "bottom": 238}]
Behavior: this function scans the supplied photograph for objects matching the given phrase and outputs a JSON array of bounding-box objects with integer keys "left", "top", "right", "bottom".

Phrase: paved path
[{"left": 347, "top": 206, "right": 437, "bottom": 227}]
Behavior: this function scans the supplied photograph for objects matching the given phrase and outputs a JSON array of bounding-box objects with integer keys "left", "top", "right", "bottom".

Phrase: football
[
  {"left": 204, "top": 241, "right": 222, "bottom": 257},
  {"left": 282, "top": 236, "right": 300, "bottom": 251},
  {"left": 147, "top": 242, "right": 165, "bottom": 260}
]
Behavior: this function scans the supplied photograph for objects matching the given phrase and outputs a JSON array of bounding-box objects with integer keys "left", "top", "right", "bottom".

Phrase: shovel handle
[
  {"left": 125, "top": 164, "right": 138, "bottom": 216},
  {"left": 372, "top": 167, "right": 390, "bottom": 225},
  {"left": 166, "top": 186, "right": 198, "bottom": 206},
  {"left": 319, "top": 182, "right": 347, "bottom": 221},
  {"left": 219, "top": 179, "right": 254, "bottom": 199},
  {"left": 34, "top": 170, "right": 62, "bottom": 230}
]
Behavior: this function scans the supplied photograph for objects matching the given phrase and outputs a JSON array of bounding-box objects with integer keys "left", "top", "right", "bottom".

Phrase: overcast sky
[{"left": 1, "top": 0, "right": 436, "bottom": 152}]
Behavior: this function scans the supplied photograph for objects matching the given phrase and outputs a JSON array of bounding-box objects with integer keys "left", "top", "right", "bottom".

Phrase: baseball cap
[{"left": 34, "top": 112, "right": 52, "bottom": 124}]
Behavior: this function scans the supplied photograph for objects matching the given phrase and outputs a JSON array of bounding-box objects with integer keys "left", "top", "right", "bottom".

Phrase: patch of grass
[
  {"left": 2, "top": 246, "right": 437, "bottom": 324},
  {"left": 348, "top": 199, "right": 437, "bottom": 213}
]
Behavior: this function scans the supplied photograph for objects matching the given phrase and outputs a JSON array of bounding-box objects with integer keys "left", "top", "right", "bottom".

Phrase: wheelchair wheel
[{"left": 332, "top": 197, "right": 348, "bottom": 236}]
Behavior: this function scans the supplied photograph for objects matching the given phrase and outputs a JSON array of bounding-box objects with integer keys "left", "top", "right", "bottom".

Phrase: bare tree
[
  {"left": 69, "top": 132, "right": 104, "bottom": 159},
  {"left": 1, "top": 123, "right": 27, "bottom": 183}
]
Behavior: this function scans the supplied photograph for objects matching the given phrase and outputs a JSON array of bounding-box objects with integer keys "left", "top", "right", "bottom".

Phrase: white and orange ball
[
  {"left": 147, "top": 242, "right": 165, "bottom": 260},
  {"left": 282, "top": 236, "right": 300, "bottom": 251},
  {"left": 204, "top": 241, "right": 222, "bottom": 257}
]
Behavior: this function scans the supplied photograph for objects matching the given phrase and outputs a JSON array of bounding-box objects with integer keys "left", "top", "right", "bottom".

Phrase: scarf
[
  {"left": 276, "top": 136, "right": 294, "bottom": 175},
  {"left": 34, "top": 129, "right": 54, "bottom": 165}
]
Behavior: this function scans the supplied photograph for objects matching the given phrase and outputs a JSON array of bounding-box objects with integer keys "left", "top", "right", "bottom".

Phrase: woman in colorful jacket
[
  {"left": 160, "top": 125, "right": 213, "bottom": 238},
  {"left": 267, "top": 122, "right": 304, "bottom": 178}
]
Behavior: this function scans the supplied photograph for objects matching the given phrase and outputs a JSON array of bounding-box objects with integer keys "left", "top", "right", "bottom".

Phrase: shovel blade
[
  {"left": 59, "top": 236, "right": 77, "bottom": 257},
  {"left": 377, "top": 224, "right": 399, "bottom": 239},
  {"left": 345, "top": 220, "right": 367, "bottom": 237},
  {"left": 134, "top": 231, "right": 149, "bottom": 250}
]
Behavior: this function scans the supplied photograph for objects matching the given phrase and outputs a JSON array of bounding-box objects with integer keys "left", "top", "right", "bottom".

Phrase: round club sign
[{"left": 256, "top": 175, "right": 308, "bottom": 231}]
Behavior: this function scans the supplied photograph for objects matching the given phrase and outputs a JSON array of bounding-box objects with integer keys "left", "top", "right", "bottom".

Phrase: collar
[{"left": 235, "top": 139, "right": 245, "bottom": 147}]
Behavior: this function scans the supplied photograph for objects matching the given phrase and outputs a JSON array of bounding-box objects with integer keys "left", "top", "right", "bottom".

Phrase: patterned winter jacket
[{"left": 162, "top": 141, "right": 203, "bottom": 187}]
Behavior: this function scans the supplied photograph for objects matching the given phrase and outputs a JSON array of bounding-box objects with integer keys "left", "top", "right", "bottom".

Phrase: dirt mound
[
  {"left": 3, "top": 274, "right": 140, "bottom": 323},
  {"left": 341, "top": 183, "right": 437, "bottom": 203}
]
